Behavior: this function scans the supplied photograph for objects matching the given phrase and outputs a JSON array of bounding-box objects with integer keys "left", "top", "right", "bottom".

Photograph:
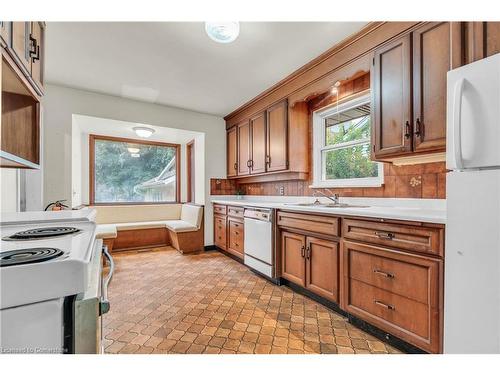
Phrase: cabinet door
[
  {"left": 11, "top": 22, "right": 31, "bottom": 72},
  {"left": 305, "top": 237, "right": 339, "bottom": 303},
  {"left": 266, "top": 100, "right": 288, "bottom": 172},
  {"left": 467, "top": 22, "right": 500, "bottom": 62},
  {"left": 372, "top": 35, "right": 412, "bottom": 158},
  {"left": 281, "top": 231, "right": 306, "bottom": 287},
  {"left": 412, "top": 22, "right": 455, "bottom": 153},
  {"left": 214, "top": 215, "right": 227, "bottom": 250},
  {"left": 237, "top": 120, "right": 250, "bottom": 176},
  {"left": 0, "top": 21, "right": 11, "bottom": 47},
  {"left": 30, "top": 21, "right": 44, "bottom": 91},
  {"left": 227, "top": 126, "right": 238, "bottom": 177},
  {"left": 250, "top": 112, "right": 266, "bottom": 174}
]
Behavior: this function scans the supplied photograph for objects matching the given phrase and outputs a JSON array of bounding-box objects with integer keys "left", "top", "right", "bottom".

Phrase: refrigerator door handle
[{"left": 453, "top": 78, "right": 465, "bottom": 170}]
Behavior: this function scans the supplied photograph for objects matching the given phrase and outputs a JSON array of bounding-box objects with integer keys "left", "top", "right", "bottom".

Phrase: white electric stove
[{"left": 0, "top": 210, "right": 113, "bottom": 354}]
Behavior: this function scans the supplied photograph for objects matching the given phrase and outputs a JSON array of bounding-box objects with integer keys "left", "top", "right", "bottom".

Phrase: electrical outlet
[{"left": 279, "top": 186, "right": 285, "bottom": 196}]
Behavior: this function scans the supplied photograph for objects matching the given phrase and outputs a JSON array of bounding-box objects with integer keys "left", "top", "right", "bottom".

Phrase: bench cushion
[
  {"left": 165, "top": 220, "right": 199, "bottom": 233},
  {"left": 115, "top": 221, "right": 171, "bottom": 231},
  {"left": 95, "top": 224, "right": 117, "bottom": 239}
]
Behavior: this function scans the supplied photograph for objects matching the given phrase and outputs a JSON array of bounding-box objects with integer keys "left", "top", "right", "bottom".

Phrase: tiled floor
[{"left": 103, "top": 247, "right": 400, "bottom": 354}]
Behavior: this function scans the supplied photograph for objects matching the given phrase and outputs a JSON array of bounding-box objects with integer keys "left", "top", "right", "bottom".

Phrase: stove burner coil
[
  {"left": 5, "top": 227, "right": 80, "bottom": 240},
  {"left": 0, "top": 248, "right": 64, "bottom": 267}
]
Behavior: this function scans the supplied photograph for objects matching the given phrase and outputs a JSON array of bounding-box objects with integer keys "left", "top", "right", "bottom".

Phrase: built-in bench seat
[{"left": 93, "top": 203, "right": 204, "bottom": 254}]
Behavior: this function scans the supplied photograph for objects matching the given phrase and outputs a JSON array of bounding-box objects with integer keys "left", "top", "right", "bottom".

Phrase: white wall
[
  {"left": 42, "top": 84, "right": 225, "bottom": 245},
  {"left": 0, "top": 169, "right": 19, "bottom": 213}
]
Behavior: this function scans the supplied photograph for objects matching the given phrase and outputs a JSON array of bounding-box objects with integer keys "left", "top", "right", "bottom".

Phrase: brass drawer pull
[
  {"left": 375, "top": 231, "right": 395, "bottom": 240},
  {"left": 300, "top": 245, "right": 305, "bottom": 258},
  {"left": 233, "top": 243, "right": 239, "bottom": 246},
  {"left": 374, "top": 300, "right": 395, "bottom": 310},
  {"left": 373, "top": 269, "right": 395, "bottom": 279},
  {"left": 234, "top": 231, "right": 239, "bottom": 235}
]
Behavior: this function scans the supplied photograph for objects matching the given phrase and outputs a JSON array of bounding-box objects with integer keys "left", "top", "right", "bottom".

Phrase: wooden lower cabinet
[
  {"left": 281, "top": 231, "right": 306, "bottom": 287},
  {"left": 306, "top": 237, "right": 339, "bottom": 303},
  {"left": 227, "top": 217, "right": 244, "bottom": 259},
  {"left": 214, "top": 215, "right": 227, "bottom": 250},
  {"left": 342, "top": 240, "right": 442, "bottom": 353},
  {"left": 281, "top": 231, "right": 339, "bottom": 303}
]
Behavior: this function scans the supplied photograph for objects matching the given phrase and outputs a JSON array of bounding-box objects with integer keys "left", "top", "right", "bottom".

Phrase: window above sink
[{"left": 311, "top": 91, "right": 384, "bottom": 188}]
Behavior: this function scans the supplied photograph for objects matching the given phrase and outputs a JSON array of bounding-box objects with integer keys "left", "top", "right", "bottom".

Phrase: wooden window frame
[
  {"left": 89, "top": 134, "right": 181, "bottom": 205},
  {"left": 186, "top": 139, "right": 195, "bottom": 203}
]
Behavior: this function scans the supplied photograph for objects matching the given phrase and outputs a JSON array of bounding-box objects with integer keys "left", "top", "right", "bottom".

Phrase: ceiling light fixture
[
  {"left": 133, "top": 126, "right": 155, "bottom": 138},
  {"left": 130, "top": 153, "right": 140, "bottom": 158},
  {"left": 127, "top": 147, "right": 140, "bottom": 154},
  {"left": 205, "top": 22, "right": 240, "bottom": 44}
]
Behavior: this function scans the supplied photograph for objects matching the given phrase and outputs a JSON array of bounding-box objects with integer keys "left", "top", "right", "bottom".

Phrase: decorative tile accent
[{"left": 103, "top": 247, "right": 400, "bottom": 354}]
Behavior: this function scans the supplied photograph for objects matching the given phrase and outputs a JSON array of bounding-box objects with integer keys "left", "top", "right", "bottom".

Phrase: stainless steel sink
[{"left": 284, "top": 202, "right": 369, "bottom": 208}]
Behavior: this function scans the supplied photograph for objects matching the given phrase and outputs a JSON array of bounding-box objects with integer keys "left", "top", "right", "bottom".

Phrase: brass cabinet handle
[
  {"left": 374, "top": 300, "right": 395, "bottom": 310},
  {"left": 404, "top": 121, "right": 411, "bottom": 139},
  {"left": 300, "top": 245, "right": 305, "bottom": 258},
  {"left": 373, "top": 269, "right": 394, "bottom": 279},
  {"left": 375, "top": 231, "right": 395, "bottom": 240},
  {"left": 266, "top": 155, "right": 271, "bottom": 166},
  {"left": 306, "top": 247, "right": 311, "bottom": 260},
  {"left": 415, "top": 118, "right": 422, "bottom": 137}
]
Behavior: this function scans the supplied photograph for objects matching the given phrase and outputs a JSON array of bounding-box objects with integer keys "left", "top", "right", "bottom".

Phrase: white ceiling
[
  {"left": 46, "top": 22, "right": 367, "bottom": 116},
  {"left": 73, "top": 114, "right": 203, "bottom": 144}
]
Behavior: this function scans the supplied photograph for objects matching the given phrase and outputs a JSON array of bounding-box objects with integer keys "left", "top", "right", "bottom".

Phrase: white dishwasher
[{"left": 243, "top": 207, "right": 275, "bottom": 279}]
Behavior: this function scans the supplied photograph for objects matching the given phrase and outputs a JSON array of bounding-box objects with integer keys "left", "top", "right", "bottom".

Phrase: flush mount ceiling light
[
  {"left": 205, "top": 22, "right": 239, "bottom": 44},
  {"left": 133, "top": 126, "right": 155, "bottom": 138},
  {"left": 127, "top": 147, "right": 140, "bottom": 154}
]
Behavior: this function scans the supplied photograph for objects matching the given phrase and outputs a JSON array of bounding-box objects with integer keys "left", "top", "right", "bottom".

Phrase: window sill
[{"left": 309, "top": 179, "right": 384, "bottom": 189}]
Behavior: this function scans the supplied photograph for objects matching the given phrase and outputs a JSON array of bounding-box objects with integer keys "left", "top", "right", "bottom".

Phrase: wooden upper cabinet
[
  {"left": 412, "top": 22, "right": 454, "bottom": 153},
  {"left": 249, "top": 111, "right": 267, "bottom": 174},
  {"left": 30, "top": 22, "right": 44, "bottom": 91},
  {"left": 468, "top": 22, "right": 500, "bottom": 62},
  {"left": 372, "top": 34, "right": 412, "bottom": 159},
  {"left": 266, "top": 100, "right": 288, "bottom": 172},
  {"left": 281, "top": 231, "right": 306, "bottom": 287},
  {"left": 226, "top": 126, "right": 238, "bottom": 177},
  {"left": 11, "top": 22, "right": 31, "bottom": 72},
  {"left": 237, "top": 120, "right": 250, "bottom": 176},
  {"left": 305, "top": 237, "right": 339, "bottom": 303}
]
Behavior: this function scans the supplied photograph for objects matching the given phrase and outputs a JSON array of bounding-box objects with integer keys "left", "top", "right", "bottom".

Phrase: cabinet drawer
[
  {"left": 343, "top": 219, "right": 443, "bottom": 256},
  {"left": 344, "top": 241, "right": 440, "bottom": 307},
  {"left": 213, "top": 204, "right": 227, "bottom": 215},
  {"left": 277, "top": 211, "right": 339, "bottom": 237},
  {"left": 227, "top": 206, "right": 244, "bottom": 218},
  {"left": 227, "top": 220, "right": 244, "bottom": 257},
  {"left": 214, "top": 216, "right": 226, "bottom": 249},
  {"left": 348, "top": 279, "right": 439, "bottom": 352}
]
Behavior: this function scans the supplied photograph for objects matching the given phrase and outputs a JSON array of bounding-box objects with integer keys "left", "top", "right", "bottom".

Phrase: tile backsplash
[{"left": 210, "top": 162, "right": 446, "bottom": 199}]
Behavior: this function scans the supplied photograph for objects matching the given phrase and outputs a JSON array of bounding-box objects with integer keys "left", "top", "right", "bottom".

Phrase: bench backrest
[
  {"left": 92, "top": 204, "right": 182, "bottom": 224},
  {"left": 180, "top": 204, "right": 204, "bottom": 229}
]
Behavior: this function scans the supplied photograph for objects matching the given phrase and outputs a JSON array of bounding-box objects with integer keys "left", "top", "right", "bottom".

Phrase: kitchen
[{"left": 1, "top": 1, "right": 499, "bottom": 372}]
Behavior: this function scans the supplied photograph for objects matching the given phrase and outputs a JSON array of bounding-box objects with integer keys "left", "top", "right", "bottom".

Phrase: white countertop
[
  {"left": 0, "top": 207, "right": 97, "bottom": 226},
  {"left": 210, "top": 196, "right": 446, "bottom": 224}
]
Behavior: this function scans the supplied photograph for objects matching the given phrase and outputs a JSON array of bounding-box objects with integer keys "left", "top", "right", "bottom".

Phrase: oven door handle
[{"left": 100, "top": 245, "right": 114, "bottom": 315}]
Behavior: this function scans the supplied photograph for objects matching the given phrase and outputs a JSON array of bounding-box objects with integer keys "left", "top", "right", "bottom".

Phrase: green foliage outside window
[
  {"left": 323, "top": 116, "right": 379, "bottom": 180},
  {"left": 94, "top": 139, "right": 176, "bottom": 203}
]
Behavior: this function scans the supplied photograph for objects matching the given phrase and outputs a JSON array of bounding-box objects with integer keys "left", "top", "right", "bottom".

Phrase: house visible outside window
[
  {"left": 311, "top": 92, "right": 383, "bottom": 188},
  {"left": 90, "top": 135, "right": 180, "bottom": 204}
]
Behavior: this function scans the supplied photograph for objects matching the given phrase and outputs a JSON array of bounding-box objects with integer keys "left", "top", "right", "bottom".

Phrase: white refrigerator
[{"left": 444, "top": 53, "right": 500, "bottom": 353}]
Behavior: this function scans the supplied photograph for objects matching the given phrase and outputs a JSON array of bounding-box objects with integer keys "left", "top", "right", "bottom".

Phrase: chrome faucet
[{"left": 313, "top": 189, "right": 340, "bottom": 205}]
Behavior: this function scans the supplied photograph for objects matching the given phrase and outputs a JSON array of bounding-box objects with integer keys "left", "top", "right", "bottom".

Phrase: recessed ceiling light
[
  {"left": 205, "top": 22, "right": 239, "bottom": 44},
  {"left": 127, "top": 147, "right": 140, "bottom": 154},
  {"left": 133, "top": 126, "right": 155, "bottom": 138},
  {"left": 130, "top": 153, "right": 140, "bottom": 158}
]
